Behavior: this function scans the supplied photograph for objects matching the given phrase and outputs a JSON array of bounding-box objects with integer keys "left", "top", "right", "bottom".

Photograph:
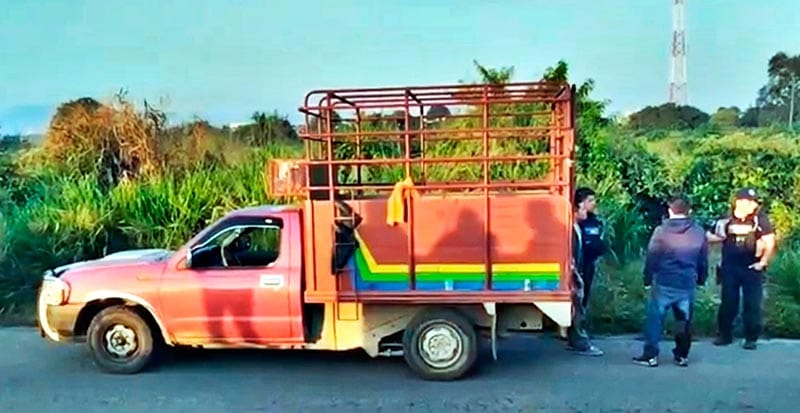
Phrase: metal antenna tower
[{"left": 669, "top": 0, "right": 688, "bottom": 105}]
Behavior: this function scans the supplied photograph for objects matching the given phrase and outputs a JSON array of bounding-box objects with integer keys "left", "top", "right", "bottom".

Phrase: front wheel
[
  {"left": 87, "top": 306, "right": 156, "bottom": 374},
  {"left": 402, "top": 308, "right": 478, "bottom": 381}
]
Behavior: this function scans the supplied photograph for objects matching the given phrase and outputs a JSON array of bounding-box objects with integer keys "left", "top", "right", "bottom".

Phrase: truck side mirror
[{"left": 185, "top": 249, "right": 193, "bottom": 268}]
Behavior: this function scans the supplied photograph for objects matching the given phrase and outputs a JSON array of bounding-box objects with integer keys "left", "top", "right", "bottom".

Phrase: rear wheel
[
  {"left": 402, "top": 308, "right": 478, "bottom": 381},
  {"left": 87, "top": 306, "right": 155, "bottom": 374}
]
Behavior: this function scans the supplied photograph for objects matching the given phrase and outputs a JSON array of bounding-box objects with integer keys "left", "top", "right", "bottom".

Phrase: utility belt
[{"left": 714, "top": 255, "right": 762, "bottom": 284}]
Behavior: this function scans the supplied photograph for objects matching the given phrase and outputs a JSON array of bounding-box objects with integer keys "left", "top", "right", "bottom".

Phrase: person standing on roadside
[
  {"left": 633, "top": 195, "right": 709, "bottom": 367},
  {"left": 707, "top": 188, "right": 776, "bottom": 350},
  {"left": 574, "top": 187, "right": 608, "bottom": 309},
  {"left": 566, "top": 198, "right": 604, "bottom": 357}
]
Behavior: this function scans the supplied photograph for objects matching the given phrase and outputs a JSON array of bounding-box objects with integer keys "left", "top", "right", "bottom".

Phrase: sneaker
[
  {"left": 671, "top": 349, "right": 689, "bottom": 367},
  {"left": 713, "top": 336, "right": 733, "bottom": 346},
  {"left": 632, "top": 355, "right": 658, "bottom": 367},
  {"left": 673, "top": 356, "right": 689, "bottom": 367},
  {"left": 571, "top": 344, "right": 604, "bottom": 357},
  {"left": 742, "top": 340, "right": 757, "bottom": 350}
]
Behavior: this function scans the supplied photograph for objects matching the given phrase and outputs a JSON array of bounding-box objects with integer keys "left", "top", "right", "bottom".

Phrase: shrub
[{"left": 764, "top": 248, "right": 800, "bottom": 338}]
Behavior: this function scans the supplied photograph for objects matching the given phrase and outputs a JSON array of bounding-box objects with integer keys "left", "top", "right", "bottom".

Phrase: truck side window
[
  {"left": 191, "top": 225, "right": 282, "bottom": 269},
  {"left": 221, "top": 226, "right": 282, "bottom": 268}
]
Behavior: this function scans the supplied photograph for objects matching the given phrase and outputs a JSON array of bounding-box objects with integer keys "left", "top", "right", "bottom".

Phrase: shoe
[
  {"left": 713, "top": 336, "right": 733, "bottom": 346},
  {"left": 632, "top": 355, "right": 658, "bottom": 367},
  {"left": 743, "top": 340, "right": 757, "bottom": 350},
  {"left": 572, "top": 344, "right": 604, "bottom": 357},
  {"left": 672, "top": 349, "right": 689, "bottom": 367}
]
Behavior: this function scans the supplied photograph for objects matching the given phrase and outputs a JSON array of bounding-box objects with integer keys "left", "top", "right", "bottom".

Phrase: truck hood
[{"left": 51, "top": 248, "right": 174, "bottom": 276}]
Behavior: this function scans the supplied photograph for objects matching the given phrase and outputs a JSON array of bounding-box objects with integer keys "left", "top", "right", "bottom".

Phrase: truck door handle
[{"left": 259, "top": 274, "right": 285, "bottom": 290}]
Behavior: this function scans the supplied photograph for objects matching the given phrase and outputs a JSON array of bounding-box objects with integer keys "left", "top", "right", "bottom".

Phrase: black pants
[
  {"left": 567, "top": 267, "right": 592, "bottom": 350},
  {"left": 581, "top": 260, "right": 597, "bottom": 309},
  {"left": 717, "top": 265, "right": 764, "bottom": 342}
]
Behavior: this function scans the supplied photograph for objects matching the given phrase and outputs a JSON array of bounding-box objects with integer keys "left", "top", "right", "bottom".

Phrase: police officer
[
  {"left": 708, "top": 188, "right": 776, "bottom": 350},
  {"left": 574, "top": 187, "right": 608, "bottom": 309}
]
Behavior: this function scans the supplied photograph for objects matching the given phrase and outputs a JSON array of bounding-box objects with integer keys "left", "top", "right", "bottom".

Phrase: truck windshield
[{"left": 183, "top": 217, "right": 228, "bottom": 249}]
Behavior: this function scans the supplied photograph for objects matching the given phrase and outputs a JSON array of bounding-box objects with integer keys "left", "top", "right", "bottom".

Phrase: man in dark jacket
[
  {"left": 633, "top": 195, "right": 709, "bottom": 367},
  {"left": 567, "top": 199, "right": 603, "bottom": 357},
  {"left": 574, "top": 187, "right": 608, "bottom": 309}
]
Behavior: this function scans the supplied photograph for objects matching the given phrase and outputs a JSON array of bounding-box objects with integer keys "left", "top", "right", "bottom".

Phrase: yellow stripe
[{"left": 353, "top": 232, "right": 560, "bottom": 274}]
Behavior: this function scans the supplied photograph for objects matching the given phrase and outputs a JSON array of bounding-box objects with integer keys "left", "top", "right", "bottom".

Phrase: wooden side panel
[{"left": 303, "top": 193, "right": 570, "bottom": 301}]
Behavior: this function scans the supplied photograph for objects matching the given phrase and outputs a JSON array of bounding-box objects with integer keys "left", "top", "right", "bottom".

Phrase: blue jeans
[{"left": 642, "top": 285, "right": 694, "bottom": 358}]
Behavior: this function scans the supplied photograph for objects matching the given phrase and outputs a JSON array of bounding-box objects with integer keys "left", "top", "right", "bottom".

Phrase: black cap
[{"left": 735, "top": 187, "right": 759, "bottom": 201}]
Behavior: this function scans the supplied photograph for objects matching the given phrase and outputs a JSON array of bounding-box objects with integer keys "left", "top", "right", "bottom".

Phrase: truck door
[{"left": 160, "top": 215, "right": 303, "bottom": 344}]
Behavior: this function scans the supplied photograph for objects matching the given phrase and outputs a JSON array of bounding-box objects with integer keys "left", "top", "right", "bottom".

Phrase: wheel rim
[
  {"left": 103, "top": 324, "right": 138, "bottom": 359},
  {"left": 417, "top": 322, "right": 463, "bottom": 369}
]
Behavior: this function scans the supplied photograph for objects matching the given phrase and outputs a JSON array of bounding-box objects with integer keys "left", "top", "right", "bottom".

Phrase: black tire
[
  {"left": 402, "top": 308, "right": 478, "bottom": 381},
  {"left": 87, "top": 306, "right": 156, "bottom": 374}
]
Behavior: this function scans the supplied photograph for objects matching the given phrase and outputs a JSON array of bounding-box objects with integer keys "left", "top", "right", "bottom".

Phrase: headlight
[{"left": 40, "top": 275, "right": 71, "bottom": 306}]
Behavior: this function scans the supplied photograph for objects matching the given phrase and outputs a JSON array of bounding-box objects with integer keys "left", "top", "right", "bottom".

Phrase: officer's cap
[{"left": 735, "top": 187, "right": 759, "bottom": 202}]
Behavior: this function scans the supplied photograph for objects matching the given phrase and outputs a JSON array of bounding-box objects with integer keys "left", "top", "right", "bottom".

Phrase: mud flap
[{"left": 482, "top": 302, "right": 497, "bottom": 361}]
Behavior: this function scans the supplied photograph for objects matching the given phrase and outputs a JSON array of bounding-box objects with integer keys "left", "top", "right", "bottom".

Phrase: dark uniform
[
  {"left": 715, "top": 192, "right": 774, "bottom": 348},
  {"left": 577, "top": 212, "right": 607, "bottom": 309},
  {"left": 567, "top": 220, "right": 603, "bottom": 356}
]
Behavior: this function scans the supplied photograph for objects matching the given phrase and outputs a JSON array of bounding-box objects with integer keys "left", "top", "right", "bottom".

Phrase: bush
[
  {"left": 764, "top": 248, "right": 800, "bottom": 338},
  {"left": 585, "top": 127, "right": 800, "bottom": 338}
]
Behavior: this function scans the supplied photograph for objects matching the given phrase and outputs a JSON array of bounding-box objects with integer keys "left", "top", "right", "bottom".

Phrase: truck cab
[
  {"left": 38, "top": 206, "right": 308, "bottom": 369},
  {"left": 38, "top": 80, "right": 580, "bottom": 381}
]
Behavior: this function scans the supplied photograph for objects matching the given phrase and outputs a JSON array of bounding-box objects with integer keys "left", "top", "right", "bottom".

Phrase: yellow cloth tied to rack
[{"left": 386, "top": 176, "right": 419, "bottom": 226}]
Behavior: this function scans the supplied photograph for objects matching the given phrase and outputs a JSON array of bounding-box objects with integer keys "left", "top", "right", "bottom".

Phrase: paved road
[{"left": 1, "top": 327, "right": 799, "bottom": 413}]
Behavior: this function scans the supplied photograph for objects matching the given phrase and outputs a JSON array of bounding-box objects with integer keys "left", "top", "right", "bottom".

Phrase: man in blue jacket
[{"left": 633, "top": 195, "right": 709, "bottom": 367}]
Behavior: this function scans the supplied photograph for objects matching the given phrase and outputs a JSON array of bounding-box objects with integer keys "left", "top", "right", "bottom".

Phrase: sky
[{"left": 1, "top": 0, "right": 798, "bottom": 135}]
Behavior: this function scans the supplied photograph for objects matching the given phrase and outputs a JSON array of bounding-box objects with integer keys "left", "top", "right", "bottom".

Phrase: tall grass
[{"left": 0, "top": 148, "right": 304, "bottom": 315}]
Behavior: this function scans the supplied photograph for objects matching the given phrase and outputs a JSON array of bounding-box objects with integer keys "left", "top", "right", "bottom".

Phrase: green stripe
[{"left": 354, "top": 250, "right": 560, "bottom": 283}]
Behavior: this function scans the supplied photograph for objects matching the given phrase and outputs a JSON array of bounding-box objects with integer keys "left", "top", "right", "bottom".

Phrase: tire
[
  {"left": 87, "top": 306, "right": 156, "bottom": 374},
  {"left": 402, "top": 308, "right": 478, "bottom": 381}
]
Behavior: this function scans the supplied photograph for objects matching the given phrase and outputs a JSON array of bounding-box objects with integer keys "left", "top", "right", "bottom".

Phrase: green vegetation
[{"left": 1, "top": 53, "right": 799, "bottom": 338}]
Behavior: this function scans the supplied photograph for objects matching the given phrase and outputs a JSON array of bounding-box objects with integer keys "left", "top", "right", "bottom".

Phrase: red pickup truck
[{"left": 38, "top": 81, "right": 579, "bottom": 381}]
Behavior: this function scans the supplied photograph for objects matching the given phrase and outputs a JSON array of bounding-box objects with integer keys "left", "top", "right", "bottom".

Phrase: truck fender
[{"left": 83, "top": 291, "right": 173, "bottom": 345}]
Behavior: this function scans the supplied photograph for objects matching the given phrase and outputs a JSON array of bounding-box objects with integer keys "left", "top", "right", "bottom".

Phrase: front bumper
[{"left": 37, "top": 290, "right": 82, "bottom": 343}]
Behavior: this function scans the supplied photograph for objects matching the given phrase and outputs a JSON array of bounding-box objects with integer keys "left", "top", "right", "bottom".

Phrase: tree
[
  {"left": 43, "top": 94, "right": 165, "bottom": 188},
  {"left": 425, "top": 105, "right": 451, "bottom": 122},
  {"left": 0, "top": 124, "right": 21, "bottom": 153},
  {"left": 470, "top": 59, "right": 608, "bottom": 128},
  {"left": 741, "top": 52, "right": 800, "bottom": 127},
  {"left": 710, "top": 106, "right": 741, "bottom": 128},
  {"left": 543, "top": 61, "right": 608, "bottom": 130},
  {"left": 472, "top": 60, "right": 514, "bottom": 85},
  {"left": 235, "top": 111, "right": 298, "bottom": 146},
  {"left": 50, "top": 97, "right": 103, "bottom": 124},
  {"left": 627, "top": 103, "right": 710, "bottom": 130},
  {"left": 761, "top": 52, "right": 800, "bottom": 108}
]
